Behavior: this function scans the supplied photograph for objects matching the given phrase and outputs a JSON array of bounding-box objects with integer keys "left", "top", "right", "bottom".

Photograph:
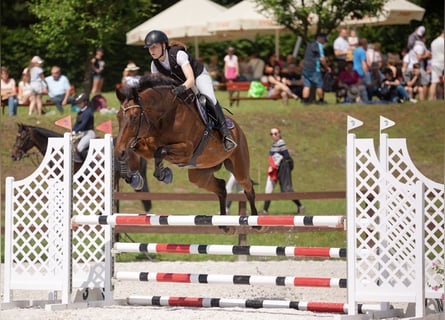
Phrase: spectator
[
  {"left": 207, "top": 55, "right": 223, "bottom": 89},
  {"left": 366, "top": 42, "right": 383, "bottom": 70},
  {"left": 262, "top": 128, "right": 304, "bottom": 215},
  {"left": 267, "top": 65, "right": 298, "bottom": 105},
  {"left": 225, "top": 173, "right": 243, "bottom": 214},
  {"left": 407, "top": 25, "right": 425, "bottom": 50},
  {"left": 28, "top": 55, "right": 46, "bottom": 116},
  {"left": 1, "top": 66, "right": 18, "bottom": 116},
  {"left": 352, "top": 38, "right": 370, "bottom": 86},
  {"left": 281, "top": 54, "right": 296, "bottom": 75},
  {"left": 90, "top": 48, "right": 105, "bottom": 95},
  {"left": 337, "top": 60, "right": 368, "bottom": 103},
  {"left": 405, "top": 63, "right": 425, "bottom": 100},
  {"left": 247, "top": 53, "right": 265, "bottom": 81},
  {"left": 429, "top": 30, "right": 444, "bottom": 100},
  {"left": 121, "top": 62, "right": 141, "bottom": 88},
  {"left": 367, "top": 62, "right": 384, "bottom": 101},
  {"left": 45, "top": 66, "right": 73, "bottom": 114},
  {"left": 72, "top": 92, "right": 95, "bottom": 163},
  {"left": 238, "top": 55, "right": 251, "bottom": 81},
  {"left": 286, "top": 62, "right": 304, "bottom": 99},
  {"left": 333, "top": 27, "right": 350, "bottom": 73},
  {"left": 348, "top": 28, "right": 359, "bottom": 51},
  {"left": 379, "top": 68, "right": 416, "bottom": 103},
  {"left": 223, "top": 46, "right": 239, "bottom": 82},
  {"left": 264, "top": 52, "right": 280, "bottom": 77},
  {"left": 18, "top": 68, "right": 32, "bottom": 105},
  {"left": 301, "top": 33, "right": 331, "bottom": 105}
]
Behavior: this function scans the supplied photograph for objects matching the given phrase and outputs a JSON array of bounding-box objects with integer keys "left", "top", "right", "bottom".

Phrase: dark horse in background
[
  {"left": 114, "top": 74, "right": 258, "bottom": 223},
  {"left": 10, "top": 123, "right": 152, "bottom": 213}
]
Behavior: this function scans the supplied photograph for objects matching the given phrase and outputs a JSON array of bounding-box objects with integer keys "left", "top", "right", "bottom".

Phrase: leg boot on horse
[{"left": 213, "top": 101, "right": 237, "bottom": 152}]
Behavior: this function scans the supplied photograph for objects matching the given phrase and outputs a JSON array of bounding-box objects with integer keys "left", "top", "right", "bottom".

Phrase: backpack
[
  {"left": 92, "top": 94, "right": 108, "bottom": 111},
  {"left": 247, "top": 81, "right": 267, "bottom": 97}
]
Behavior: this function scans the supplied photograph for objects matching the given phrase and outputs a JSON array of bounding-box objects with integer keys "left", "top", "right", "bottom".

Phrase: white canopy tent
[
  {"left": 207, "top": 0, "right": 287, "bottom": 57},
  {"left": 341, "top": 0, "right": 425, "bottom": 26},
  {"left": 126, "top": 0, "right": 227, "bottom": 56}
]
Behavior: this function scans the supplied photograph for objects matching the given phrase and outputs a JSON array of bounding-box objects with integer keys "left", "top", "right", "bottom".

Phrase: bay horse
[
  {"left": 10, "top": 123, "right": 152, "bottom": 213},
  {"left": 114, "top": 74, "right": 258, "bottom": 221}
]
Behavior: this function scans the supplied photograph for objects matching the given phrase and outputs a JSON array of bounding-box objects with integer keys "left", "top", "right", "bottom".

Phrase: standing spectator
[
  {"left": 262, "top": 128, "right": 304, "bottom": 215},
  {"left": 267, "top": 65, "right": 298, "bottom": 105},
  {"left": 407, "top": 25, "right": 425, "bottom": 50},
  {"left": 28, "top": 55, "right": 46, "bottom": 116},
  {"left": 72, "top": 92, "right": 95, "bottom": 163},
  {"left": 45, "top": 66, "right": 73, "bottom": 114},
  {"left": 1, "top": 66, "right": 18, "bottom": 116},
  {"left": 429, "top": 30, "right": 444, "bottom": 100},
  {"left": 121, "top": 62, "right": 141, "bottom": 88},
  {"left": 366, "top": 42, "right": 383, "bottom": 70},
  {"left": 333, "top": 28, "right": 350, "bottom": 73},
  {"left": 90, "top": 48, "right": 105, "bottom": 95},
  {"left": 352, "top": 38, "right": 369, "bottom": 86},
  {"left": 18, "top": 68, "right": 32, "bottom": 105},
  {"left": 301, "top": 33, "right": 331, "bottom": 105},
  {"left": 223, "top": 46, "right": 239, "bottom": 82},
  {"left": 247, "top": 53, "right": 265, "bottom": 81}
]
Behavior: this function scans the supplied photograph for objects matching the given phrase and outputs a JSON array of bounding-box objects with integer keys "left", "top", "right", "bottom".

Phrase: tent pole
[{"left": 275, "top": 30, "right": 279, "bottom": 58}]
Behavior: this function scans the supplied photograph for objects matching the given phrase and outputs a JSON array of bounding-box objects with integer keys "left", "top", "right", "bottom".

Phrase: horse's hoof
[
  {"left": 129, "top": 172, "right": 144, "bottom": 191},
  {"left": 252, "top": 226, "right": 263, "bottom": 232},
  {"left": 161, "top": 168, "right": 173, "bottom": 184},
  {"left": 219, "top": 226, "right": 235, "bottom": 234}
]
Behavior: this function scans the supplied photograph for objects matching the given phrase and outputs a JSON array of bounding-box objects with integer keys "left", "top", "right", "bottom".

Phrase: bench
[
  {"left": 226, "top": 81, "right": 281, "bottom": 106},
  {"left": 1, "top": 85, "right": 75, "bottom": 115}
]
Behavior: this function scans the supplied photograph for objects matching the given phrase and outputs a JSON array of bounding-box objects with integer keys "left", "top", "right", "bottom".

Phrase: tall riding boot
[{"left": 213, "top": 101, "right": 237, "bottom": 152}]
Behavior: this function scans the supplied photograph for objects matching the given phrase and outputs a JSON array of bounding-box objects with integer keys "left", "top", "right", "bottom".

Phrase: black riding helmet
[{"left": 144, "top": 30, "right": 169, "bottom": 48}]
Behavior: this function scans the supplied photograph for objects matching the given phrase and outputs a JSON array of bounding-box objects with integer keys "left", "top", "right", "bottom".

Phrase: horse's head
[
  {"left": 11, "top": 123, "right": 33, "bottom": 160},
  {"left": 115, "top": 74, "right": 179, "bottom": 162}
]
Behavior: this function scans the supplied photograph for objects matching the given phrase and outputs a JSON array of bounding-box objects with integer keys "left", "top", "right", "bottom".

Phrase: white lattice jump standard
[
  {"left": 115, "top": 271, "right": 347, "bottom": 288},
  {"left": 113, "top": 242, "right": 347, "bottom": 258},
  {"left": 72, "top": 214, "right": 345, "bottom": 228}
]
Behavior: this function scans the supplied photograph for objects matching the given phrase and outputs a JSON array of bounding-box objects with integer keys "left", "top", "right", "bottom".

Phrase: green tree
[{"left": 253, "top": 0, "right": 388, "bottom": 43}]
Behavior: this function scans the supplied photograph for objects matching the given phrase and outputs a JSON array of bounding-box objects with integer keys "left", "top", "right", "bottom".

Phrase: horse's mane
[
  {"left": 19, "top": 123, "right": 63, "bottom": 137},
  {"left": 137, "top": 73, "right": 179, "bottom": 92}
]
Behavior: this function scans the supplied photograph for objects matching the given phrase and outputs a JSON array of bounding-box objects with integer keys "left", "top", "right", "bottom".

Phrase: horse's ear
[{"left": 116, "top": 87, "right": 125, "bottom": 103}]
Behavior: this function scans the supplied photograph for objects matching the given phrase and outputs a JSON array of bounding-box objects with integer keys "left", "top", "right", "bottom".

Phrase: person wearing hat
[
  {"left": 301, "top": 33, "right": 331, "bottom": 105},
  {"left": 121, "top": 61, "right": 141, "bottom": 88},
  {"left": 143, "top": 29, "right": 236, "bottom": 152},
  {"left": 72, "top": 92, "right": 95, "bottom": 163},
  {"left": 27, "top": 55, "right": 47, "bottom": 115}
]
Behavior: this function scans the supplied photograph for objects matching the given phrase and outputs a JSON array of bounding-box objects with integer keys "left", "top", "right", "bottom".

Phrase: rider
[
  {"left": 72, "top": 92, "right": 95, "bottom": 162},
  {"left": 144, "top": 30, "right": 237, "bottom": 152}
]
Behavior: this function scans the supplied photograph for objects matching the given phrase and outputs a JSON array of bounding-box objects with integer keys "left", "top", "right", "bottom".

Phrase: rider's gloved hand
[{"left": 172, "top": 85, "right": 186, "bottom": 96}]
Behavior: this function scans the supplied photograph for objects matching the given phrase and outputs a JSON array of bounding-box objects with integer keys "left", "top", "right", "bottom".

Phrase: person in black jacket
[
  {"left": 72, "top": 92, "right": 95, "bottom": 162},
  {"left": 144, "top": 30, "right": 236, "bottom": 152},
  {"left": 262, "top": 128, "right": 305, "bottom": 215}
]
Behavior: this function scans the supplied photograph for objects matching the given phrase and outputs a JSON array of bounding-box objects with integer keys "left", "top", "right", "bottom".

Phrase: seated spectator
[
  {"left": 337, "top": 61, "right": 368, "bottom": 103},
  {"left": 1, "top": 66, "right": 18, "bottom": 116},
  {"left": 207, "top": 55, "right": 223, "bottom": 89},
  {"left": 18, "top": 68, "right": 32, "bottom": 105},
  {"left": 247, "top": 53, "right": 265, "bottom": 81},
  {"left": 285, "top": 62, "right": 304, "bottom": 98},
  {"left": 268, "top": 65, "right": 298, "bottom": 105},
  {"left": 378, "top": 68, "right": 416, "bottom": 103},
  {"left": 281, "top": 54, "right": 296, "bottom": 75},
  {"left": 45, "top": 66, "right": 73, "bottom": 114},
  {"left": 264, "top": 52, "right": 280, "bottom": 77},
  {"left": 238, "top": 55, "right": 251, "bottom": 81},
  {"left": 367, "top": 63, "right": 384, "bottom": 101},
  {"left": 121, "top": 62, "right": 141, "bottom": 88},
  {"left": 405, "top": 63, "right": 425, "bottom": 100}
]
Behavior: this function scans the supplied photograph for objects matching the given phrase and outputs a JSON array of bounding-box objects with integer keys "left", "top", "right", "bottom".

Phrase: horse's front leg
[{"left": 153, "top": 147, "right": 173, "bottom": 184}]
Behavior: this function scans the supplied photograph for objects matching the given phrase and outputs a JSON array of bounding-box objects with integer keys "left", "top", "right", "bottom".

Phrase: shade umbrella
[
  {"left": 126, "top": 0, "right": 227, "bottom": 57},
  {"left": 341, "top": 0, "right": 425, "bottom": 26},
  {"left": 207, "top": 0, "right": 288, "bottom": 57}
]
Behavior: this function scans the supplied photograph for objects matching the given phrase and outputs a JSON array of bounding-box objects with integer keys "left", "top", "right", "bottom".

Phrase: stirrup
[{"left": 223, "top": 136, "right": 237, "bottom": 152}]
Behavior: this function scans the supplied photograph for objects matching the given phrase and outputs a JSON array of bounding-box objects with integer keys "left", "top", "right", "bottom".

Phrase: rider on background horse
[
  {"left": 144, "top": 30, "right": 237, "bottom": 152},
  {"left": 72, "top": 92, "right": 95, "bottom": 162}
]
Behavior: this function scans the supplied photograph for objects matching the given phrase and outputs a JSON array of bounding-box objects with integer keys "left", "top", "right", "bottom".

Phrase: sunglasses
[{"left": 270, "top": 132, "right": 279, "bottom": 136}]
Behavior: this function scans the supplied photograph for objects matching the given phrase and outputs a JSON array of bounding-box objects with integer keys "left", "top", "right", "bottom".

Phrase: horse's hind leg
[{"left": 188, "top": 168, "right": 227, "bottom": 216}]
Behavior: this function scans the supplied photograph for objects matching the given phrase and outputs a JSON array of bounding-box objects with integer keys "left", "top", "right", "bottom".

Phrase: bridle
[
  {"left": 120, "top": 102, "right": 145, "bottom": 150},
  {"left": 12, "top": 127, "right": 41, "bottom": 165}
]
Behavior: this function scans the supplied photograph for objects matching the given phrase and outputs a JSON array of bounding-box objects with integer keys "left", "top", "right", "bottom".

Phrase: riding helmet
[
  {"left": 144, "top": 30, "right": 169, "bottom": 48},
  {"left": 74, "top": 92, "right": 89, "bottom": 104}
]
